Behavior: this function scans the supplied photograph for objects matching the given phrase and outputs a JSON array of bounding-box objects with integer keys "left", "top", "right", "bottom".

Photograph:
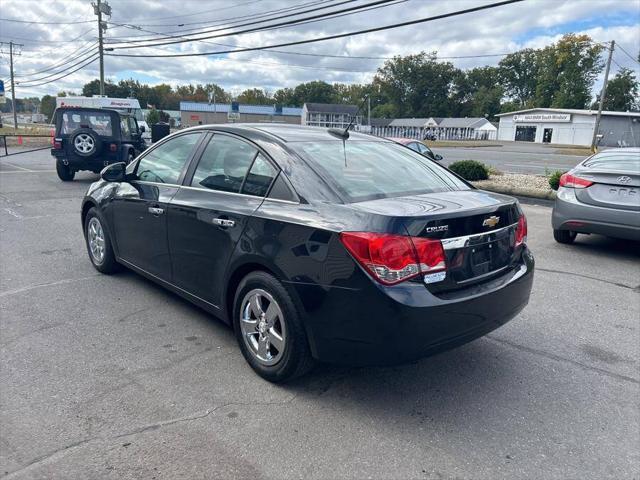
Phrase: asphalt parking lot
[{"left": 1, "top": 149, "right": 638, "bottom": 480}]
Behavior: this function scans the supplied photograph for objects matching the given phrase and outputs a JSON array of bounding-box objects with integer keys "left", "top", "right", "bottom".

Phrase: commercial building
[
  {"left": 301, "top": 103, "right": 360, "bottom": 128},
  {"left": 180, "top": 101, "right": 302, "bottom": 127},
  {"left": 496, "top": 108, "right": 640, "bottom": 147},
  {"left": 370, "top": 117, "right": 497, "bottom": 140}
]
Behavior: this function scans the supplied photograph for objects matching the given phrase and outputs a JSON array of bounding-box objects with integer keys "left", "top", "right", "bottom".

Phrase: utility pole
[
  {"left": 1, "top": 41, "right": 23, "bottom": 130},
  {"left": 591, "top": 40, "right": 615, "bottom": 152},
  {"left": 93, "top": 0, "right": 111, "bottom": 96},
  {"left": 367, "top": 96, "right": 371, "bottom": 127}
]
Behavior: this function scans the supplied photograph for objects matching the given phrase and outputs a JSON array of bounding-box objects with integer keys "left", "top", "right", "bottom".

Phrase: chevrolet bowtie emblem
[{"left": 482, "top": 216, "right": 500, "bottom": 228}]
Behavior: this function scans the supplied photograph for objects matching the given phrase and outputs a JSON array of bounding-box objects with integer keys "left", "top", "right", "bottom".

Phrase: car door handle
[
  {"left": 148, "top": 207, "right": 164, "bottom": 215},
  {"left": 212, "top": 218, "right": 235, "bottom": 228}
]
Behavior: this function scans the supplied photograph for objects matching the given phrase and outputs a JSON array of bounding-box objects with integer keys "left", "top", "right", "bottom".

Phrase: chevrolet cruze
[{"left": 81, "top": 124, "right": 534, "bottom": 382}]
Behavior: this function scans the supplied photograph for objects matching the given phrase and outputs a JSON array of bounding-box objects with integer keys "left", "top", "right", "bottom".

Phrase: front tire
[
  {"left": 56, "top": 159, "right": 75, "bottom": 181},
  {"left": 233, "top": 271, "right": 315, "bottom": 383},
  {"left": 84, "top": 208, "right": 120, "bottom": 274},
  {"left": 553, "top": 229, "right": 577, "bottom": 244}
]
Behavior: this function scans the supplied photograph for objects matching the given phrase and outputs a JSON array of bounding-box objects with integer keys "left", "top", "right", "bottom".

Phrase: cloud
[{"left": 0, "top": 0, "right": 638, "bottom": 99}]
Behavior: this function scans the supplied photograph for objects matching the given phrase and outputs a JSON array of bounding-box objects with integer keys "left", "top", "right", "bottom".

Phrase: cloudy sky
[{"left": 1, "top": 0, "right": 639, "bottom": 99}]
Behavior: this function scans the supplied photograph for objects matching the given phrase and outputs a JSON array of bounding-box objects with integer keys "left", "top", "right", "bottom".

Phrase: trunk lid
[
  {"left": 350, "top": 189, "right": 524, "bottom": 290},
  {"left": 573, "top": 169, "right": 640, "bottom": 211}
]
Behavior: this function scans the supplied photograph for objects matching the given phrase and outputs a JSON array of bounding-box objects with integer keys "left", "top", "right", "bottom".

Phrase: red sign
[{"left": 190, "top": 115, "right": 200, "bottom": 120}]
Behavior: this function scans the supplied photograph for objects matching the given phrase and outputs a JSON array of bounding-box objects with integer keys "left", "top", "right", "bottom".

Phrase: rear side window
[
  {"left": 291, "top": 141, "right": 469, "bottom": 202},
  {"left": 136, "top": 133, "right": 201, "bottom": 184},
  {"left": 191, "top": 135, "right": 258, "bottom": 193},
  {"left": 241, "top": 154, "right": 277, "bottom": 197}
]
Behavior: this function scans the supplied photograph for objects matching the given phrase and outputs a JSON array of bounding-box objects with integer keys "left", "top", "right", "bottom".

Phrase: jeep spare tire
[{"left": 71, "top": 128, "right": 102, "bottom": 158}]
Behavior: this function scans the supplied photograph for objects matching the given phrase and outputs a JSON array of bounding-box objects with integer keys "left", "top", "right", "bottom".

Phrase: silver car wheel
[
  {"left": 240, "top": 289, "right": 286, "bottom": 366},
  {"left": 87, "top": 217, "right": 106, "bottom": 264},
  {"left": 74, "top": 133, "right": 95, "bottom": 155}
]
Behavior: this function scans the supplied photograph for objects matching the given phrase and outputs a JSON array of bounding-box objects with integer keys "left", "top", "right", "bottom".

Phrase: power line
[
  {"left": 0, "top": 17, "right": 93, "bottom": 25},
  {"left": 616, "top": 43, "right": 640, "bottom": 65},
  {"left": 110, "top": 0, "right": 265, "bottom": 24},
  {"left": 0, "top": 28, "right": 95, "bottom": 46},
  {"left": 15, "top": 42, "right": 98, "bottom": 77},
  {"left": 106, "top": 0, "right": 336, "bottom": 33},
  {"left": 16, "top": 55, "right": 99, "bottom": 88},
  {"left": 107, "top": 0, "right": 525, "bottom": 58},
  {"left": 16, "top": 52, "right": 100, "bottom": 85},
  {"left": 105, "top": 0, "right": 366, "bottom": 47}
]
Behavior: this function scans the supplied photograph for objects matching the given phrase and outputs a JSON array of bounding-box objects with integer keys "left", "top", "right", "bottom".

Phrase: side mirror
[
  {"left": 139, "top": 125, "right": 146, "bottom": 133},
  {"left": 434, "top": 154, "right": 443, "bottom": 161},
  {"left": 101, "top": 162, "right": 126, "bottom": 182}
]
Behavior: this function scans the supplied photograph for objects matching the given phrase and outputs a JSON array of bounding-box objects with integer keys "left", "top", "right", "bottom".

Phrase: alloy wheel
[
  {"left": 74, "top": 134, "right": 95, "bottom": 154},
  {"left": 87, "top": 217, "right": 105, "bottom": 264},
  {"left": 240, "top": 289, "right": 286, "bottom": 366}
]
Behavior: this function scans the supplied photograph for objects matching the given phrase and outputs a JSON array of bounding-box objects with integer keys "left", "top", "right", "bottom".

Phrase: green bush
[
  {"left": 548, "top": 170, "right": 566, "bottom": 190},
  {"left": 448, "top": 160, "right": 489, "bottom": 181}
]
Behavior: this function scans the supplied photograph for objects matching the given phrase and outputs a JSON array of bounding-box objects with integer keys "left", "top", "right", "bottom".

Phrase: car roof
[
  {"left": 181, "top": 123, "right": 391, "bottom": 143},
  {"left": 56, "top": 106, "right": 123, "bottom": 115}
]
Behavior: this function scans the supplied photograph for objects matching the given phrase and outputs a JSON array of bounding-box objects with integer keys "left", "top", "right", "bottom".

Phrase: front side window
[
  {"left": 136, "top": 133, "right": 201, "bottom": 184},
  {"left": 190, "top": 135, "right": 258, "bottom": 193},
  {"left": 291, "top": 141, "right": 470, "bottom": 202},
  {"left": 120, "top": 118, "right": 130, "bottom": 138}
]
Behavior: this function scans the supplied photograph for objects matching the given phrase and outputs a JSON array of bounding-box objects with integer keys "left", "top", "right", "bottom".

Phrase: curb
[{"left": 472, "top": 183, "right": 556, "bottom": 201}]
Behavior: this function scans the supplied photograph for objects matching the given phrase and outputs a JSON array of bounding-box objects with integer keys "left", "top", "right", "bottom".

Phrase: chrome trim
[
  {"left": 179, "top": 184, "right": 262, "bottom": 199},
  {"left": 148, "top": 207, "right": 164, "bottom": 215},
  {"left": 213, "top": 218, "right": 235, "bottom": 227},
  {"left": 441, "top": 222, "right": 518, "bottom": 250}
]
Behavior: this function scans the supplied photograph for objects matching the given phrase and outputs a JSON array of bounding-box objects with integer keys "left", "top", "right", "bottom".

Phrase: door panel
[
  {"left": 112, "top": 182, "right": 179, "bottom": 278},
  {"left": 168, "top": 188, "right": 263, "bottom": 305}
]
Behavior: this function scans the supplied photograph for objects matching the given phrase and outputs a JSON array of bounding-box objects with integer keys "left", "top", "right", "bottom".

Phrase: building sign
[
  {"left": 190, "top": 114, "right": 200, "bottom": 121},
  {"left": 513, "top": 113, "right": 571, "bottom": 123}
]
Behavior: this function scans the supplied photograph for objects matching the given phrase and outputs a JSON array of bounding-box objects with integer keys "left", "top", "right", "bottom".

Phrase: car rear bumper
[
  {"left": 552, "top": 188, "right": 640, "bottom": 241},
  {"left": 51, "top": 150, "right": 120, "bottom": 172},
  {"left": 288, "top": 248, "right": 534, "bottom": 366}
]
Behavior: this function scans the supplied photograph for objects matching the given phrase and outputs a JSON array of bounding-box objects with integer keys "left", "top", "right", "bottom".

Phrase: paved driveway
[{"left": 1, "top": 150, "right": 638, "bottom": 479}]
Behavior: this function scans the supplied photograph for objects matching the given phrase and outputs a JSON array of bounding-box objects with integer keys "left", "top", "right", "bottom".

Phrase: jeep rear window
[{"left": 60, "top": 111, "right": 113, "bottom": 136}]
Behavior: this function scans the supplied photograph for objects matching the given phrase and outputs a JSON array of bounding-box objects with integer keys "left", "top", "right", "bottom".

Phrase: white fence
[{"left": 370, "top": 126, "right": 497, "bottom": 141}]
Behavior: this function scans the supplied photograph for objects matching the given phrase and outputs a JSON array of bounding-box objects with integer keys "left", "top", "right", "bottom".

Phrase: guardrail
[{"left": 0, "top": 134, "right": 53, "bottom": 157}]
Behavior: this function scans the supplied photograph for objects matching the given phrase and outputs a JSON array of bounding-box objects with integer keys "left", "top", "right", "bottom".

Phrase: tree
[
  {"left": 594, "top": 68, "right": 639, "bottom": 111},
  {"left": 498, "top": 49, "right": 538, "bottom": 107},
  {"left": 236, "top": 88, "right": 273, "bottom": 105},
  {"left": 146, "top": 109, "right": 160, "bottom": 125},
  {"left": 40, "top": 95, "right": 56, "bottom": 121},
  {"left": 535, "top": 34, "right": 604, "bottom": 108},
  {"left": 291, "top": 80, "right": 335, "bottom": 105},
  {"left": 374, "top": 52, "right": 460, "bottom": 117}
]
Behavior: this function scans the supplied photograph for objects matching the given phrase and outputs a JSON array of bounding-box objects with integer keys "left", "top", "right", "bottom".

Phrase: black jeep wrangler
[{"left": 51, "top": 107, "right": 147, "bottom": 181}]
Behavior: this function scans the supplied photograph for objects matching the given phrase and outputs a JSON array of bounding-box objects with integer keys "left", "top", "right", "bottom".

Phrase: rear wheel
[
  {"left": 56, "top": 158, "right": 75, "bottom": 181},
  {"left": 233, "top": 271, "right": 315, "bottom": 383},
  {"left": 553, "top": 229, "right": 577, "bottom": 244}
]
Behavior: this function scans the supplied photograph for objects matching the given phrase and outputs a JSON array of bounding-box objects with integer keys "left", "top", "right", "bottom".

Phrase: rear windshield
[
  {"left": 583, "top": 151, "right": 640, "bottom": 170},
  {"left": 290, "top": 141, "right": 470, "bottom": 202},
  {"left": 59, "top": 111, "right": 113, "bottom": 136}
]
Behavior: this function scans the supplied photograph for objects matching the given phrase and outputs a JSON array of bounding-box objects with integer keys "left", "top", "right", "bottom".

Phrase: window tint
[
  {"left": 291, "top": 141, "right": 470, "bottom": 202},
  {"left": 136, "top": 133, "right": 201, "bottom": 184},
  {"left": 242, "top": 154, "right": 277, "bottom": 197},
  {"left": 268, "top": 173, "right": 296, "bottom": 202},
  {"left": 191, "top": 135, "right": 258, "bottom": 193}
]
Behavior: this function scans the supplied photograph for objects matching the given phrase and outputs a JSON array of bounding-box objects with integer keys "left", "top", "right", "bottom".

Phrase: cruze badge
[
  {"left": 482, "top": 216, "right": 500, "bottom": 228},
  {"left": 425, "top": 225, "right": 448, "bottom": 233},
  {"left": 617, "top": 176, "right": 632, "bottom": 184}
]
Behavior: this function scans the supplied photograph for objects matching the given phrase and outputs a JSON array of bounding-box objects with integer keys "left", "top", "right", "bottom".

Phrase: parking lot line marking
[
  {"left": 0, "top": 169, "right": 56, "bottom": 174},
  {"left": 0, "top": 275, "right": 100, "bottom": 298},
  {"left": 0, "top": 161, "right": 34, "bottom": 172},
  {"left": 486, "top": 335, "right": 639, "bottom": 385}
]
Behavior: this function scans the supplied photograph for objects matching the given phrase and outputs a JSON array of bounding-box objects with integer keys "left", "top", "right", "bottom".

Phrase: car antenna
[{"left": 328, "top": 94, "right": 370, "bottom": 140}]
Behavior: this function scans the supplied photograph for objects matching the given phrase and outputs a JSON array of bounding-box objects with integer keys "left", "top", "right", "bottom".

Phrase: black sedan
[{"left": 82, "top": 124, "right": 534, "bottom": 382}]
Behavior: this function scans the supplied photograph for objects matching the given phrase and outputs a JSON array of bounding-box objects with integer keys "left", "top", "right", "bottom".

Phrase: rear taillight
[
  {"left": 53, "top": 139, "right": 62, "bottom": 150},
  {"left": 110, "top": 143, "right": 117, "bottom": 152},
  {"left": 515, "top": 214, "right": 527, "bottom": 247},
  {"left": 559, "top": 173, "right": 593, "bottom": 189},
  {"left": 339, "top": 232, "right": 446, "bottom": 285}
]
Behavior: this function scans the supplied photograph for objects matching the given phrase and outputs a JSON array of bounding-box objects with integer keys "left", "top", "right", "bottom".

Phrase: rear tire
[
  {"left": 233, "top": 271, "right": 315, "bottom": 383},
  {"left": 84, "top": 207, "right": 120, "bottom": 274},
  {"left": 553, "top": 229, "right": 577, "bottom": 244},
  {"left": 56, "top": 159, "right": 75, "bottom": 181}
]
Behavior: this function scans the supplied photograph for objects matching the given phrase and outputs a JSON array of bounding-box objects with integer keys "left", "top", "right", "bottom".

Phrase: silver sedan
[{"left": 552, "top": 147, "right": 640, "bottom": 243}]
